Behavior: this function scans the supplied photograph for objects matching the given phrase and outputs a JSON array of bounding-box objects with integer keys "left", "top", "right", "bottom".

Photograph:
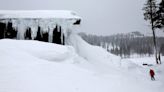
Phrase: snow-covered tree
[{"left": 143, "top": 0, "right": 159, "bottom": 64}]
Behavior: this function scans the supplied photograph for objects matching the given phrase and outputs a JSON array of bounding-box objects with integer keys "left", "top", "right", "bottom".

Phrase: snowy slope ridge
[{"left": 67, "top": 33, "right": 121, "bottom": 69}]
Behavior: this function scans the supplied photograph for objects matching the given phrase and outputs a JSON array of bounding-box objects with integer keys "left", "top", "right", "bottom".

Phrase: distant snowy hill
[
  {"left": 0, "top": 34, "right": 164, "bottom": 92},
  {"left": 111, "top": 31, "right": 145, "bottom": 38}
]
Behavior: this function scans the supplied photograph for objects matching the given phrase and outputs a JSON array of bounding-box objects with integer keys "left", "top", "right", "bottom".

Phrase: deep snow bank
[
  {"left": 0, "top": 38, "right": 164, "bottom": 92},
  {"left": 0, "top": 33, "right": 121, "bottom": 66},
  {"left": 0, "top": 39, "right": 76, "bottom": 62},
  {"left": 0, "top": 39, "right": 125, "bottom": 92},
  {"left": 67, "top": 33, "right": 121, "bottom": 67}
]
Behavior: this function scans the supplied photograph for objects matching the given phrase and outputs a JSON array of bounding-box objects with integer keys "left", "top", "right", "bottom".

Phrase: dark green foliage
[
  {"left": 143, "top": 0, "right": 158, "bottom": 28},
  {"left": 156, "top": 0, "right": 164, "bottom": 29}
]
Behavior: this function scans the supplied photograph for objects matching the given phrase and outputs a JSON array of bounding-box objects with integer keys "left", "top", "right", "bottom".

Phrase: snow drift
[{"left": 0, "top": 34, "right": 164, "bottom": 92}]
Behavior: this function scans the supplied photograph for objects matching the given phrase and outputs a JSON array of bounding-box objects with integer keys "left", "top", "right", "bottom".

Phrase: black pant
[{"left": 151, "top": 76, "right": 155, "bottom": 80}]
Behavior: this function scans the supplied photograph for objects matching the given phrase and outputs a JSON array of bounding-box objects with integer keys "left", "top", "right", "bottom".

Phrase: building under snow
[{"left": 0, "top": 10, "right": 81, "bottom": 45}]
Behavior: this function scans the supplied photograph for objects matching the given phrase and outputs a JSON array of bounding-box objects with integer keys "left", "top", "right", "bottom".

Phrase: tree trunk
[
  {"left": 150, "top": 1, "right": 159, "bottom": 64},
  {"left": 158, "top": 51, "right": 162, "bottom": 64},
  {"left": 152, "top": 28, "right": 159, "bottom": 64}
]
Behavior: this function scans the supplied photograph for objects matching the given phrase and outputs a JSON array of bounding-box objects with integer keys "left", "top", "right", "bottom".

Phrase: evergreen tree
[
  {"left": 143, "top": 0, "right": 159, "bottom": 64},
  {"left": 156, "top": 0, "right": 164, "bottom": 29}
]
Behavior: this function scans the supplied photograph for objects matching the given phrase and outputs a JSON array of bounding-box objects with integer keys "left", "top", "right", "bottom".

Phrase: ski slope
[{"left": 0, "top": 34, "right": 164, "bottom": 92}]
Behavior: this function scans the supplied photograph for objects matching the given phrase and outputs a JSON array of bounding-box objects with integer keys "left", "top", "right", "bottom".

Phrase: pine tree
[
  {"left": 155, "top": 0, "right": 164, "bottom": 64},
  {"left": 156, "top": 0, "right": 164, "bottom": 29},
  {"left": 143, "top": 0, "right": 159, "bottom": 64}
]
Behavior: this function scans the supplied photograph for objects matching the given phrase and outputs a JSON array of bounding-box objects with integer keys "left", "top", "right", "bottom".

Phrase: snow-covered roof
[{"left": 0, "top": 10, "right": 81, "bottom": 19}]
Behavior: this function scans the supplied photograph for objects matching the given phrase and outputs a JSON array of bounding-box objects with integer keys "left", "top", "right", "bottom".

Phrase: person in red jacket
[{"left": 149, "top": 69, "right": 155, "bottom": 80}]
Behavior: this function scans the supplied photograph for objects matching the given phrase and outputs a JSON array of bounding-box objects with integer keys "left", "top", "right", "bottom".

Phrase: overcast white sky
[{"left": 0, "top": 0, "right": 155, "bottom": 36}]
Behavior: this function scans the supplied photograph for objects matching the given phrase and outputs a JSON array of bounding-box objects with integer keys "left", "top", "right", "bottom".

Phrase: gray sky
[{"left": 0, "top": 0, "right": 154, "bottom": 35}]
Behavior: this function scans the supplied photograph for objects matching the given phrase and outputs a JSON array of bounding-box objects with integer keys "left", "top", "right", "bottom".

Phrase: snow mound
[
  {"left": 0, "top": 38, "right": 164, "bottom": 92},
  {"left": 0, "top": 39, "right": 76, "bottom": 62}
]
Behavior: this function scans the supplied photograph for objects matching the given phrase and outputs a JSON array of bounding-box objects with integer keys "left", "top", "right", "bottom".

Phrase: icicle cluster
[{"left": 0, "top": 18, "right": 80, "bottom": 45}]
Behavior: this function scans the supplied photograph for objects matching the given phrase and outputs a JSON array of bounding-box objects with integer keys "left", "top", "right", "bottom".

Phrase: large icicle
[{"left": 0, "top": 17, "right": 80, "bottom": 44}]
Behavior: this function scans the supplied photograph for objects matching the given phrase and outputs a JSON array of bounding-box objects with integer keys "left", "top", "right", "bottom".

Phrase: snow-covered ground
[{"left": 0, "top": 34, "right": 164, "bottom": 92}]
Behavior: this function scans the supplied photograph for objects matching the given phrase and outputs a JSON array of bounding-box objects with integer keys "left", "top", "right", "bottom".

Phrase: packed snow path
[{"left": 0, "top": 37, "right": 164, "bottom": 92}]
